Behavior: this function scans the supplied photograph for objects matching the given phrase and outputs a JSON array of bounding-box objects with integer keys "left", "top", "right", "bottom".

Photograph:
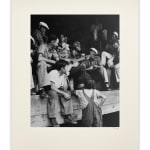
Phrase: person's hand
[
  {"left": 93, "top": 65, "right": 98, "bottom": 69},
  {"left": 107, "top": 59, "right": 114, "bottom": 68},
  {"left": 63, "top": 92, "right": 71, "bottom": 100},
  {"left": 97, "top": 95, "right": 106, "bottom": 106},
  {"left": 85, "top": 55, "right": 90, "bottom": 60},
  {"left": 89, "top": 66, "right": 93, "bottom": 69},
  {"left": 99, "top": 95, "right": 106, "bottom": 106}
]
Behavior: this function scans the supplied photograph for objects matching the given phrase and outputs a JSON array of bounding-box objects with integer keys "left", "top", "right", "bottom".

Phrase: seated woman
[
  {"left": 47, "top": 60, "right": 75, "bottom": 127},
  {"left": 76, "top": 80, "right": 106, "bottom": 127}
]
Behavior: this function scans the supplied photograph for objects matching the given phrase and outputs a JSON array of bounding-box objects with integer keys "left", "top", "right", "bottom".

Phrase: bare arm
[{"left": 50, "top": 82, "right": 70, "bottom": 99}]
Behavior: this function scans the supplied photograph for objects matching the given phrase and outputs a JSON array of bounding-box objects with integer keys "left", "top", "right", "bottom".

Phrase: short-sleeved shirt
[
  {"left": 48, "top": 70, "right": 67, "bottom": 88},
  {"left": 38, "top": 44, "right": 49, "bottom": 59},
  {"left": 32, "top": 29, "right": 48, "bottom": 46}
]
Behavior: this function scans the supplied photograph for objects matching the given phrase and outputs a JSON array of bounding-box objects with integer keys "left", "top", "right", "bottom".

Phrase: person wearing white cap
[
  {"left": 32, "top": 21, "right": 49, "bottom": 46},
  {"left": 84, "top": 47, "right": 110, "bottom": 90},
  {"left": 85, "top": 48, "right": 101, "bottom": 70},
  {"left": 112, "top": 31, "right": 118, "bottom": 41},
  {"left": 36, "top": 34, "right": 59, "bottom": 97},
  {"left": 39, "top": 21, "right": 49, "bottom": 30}
]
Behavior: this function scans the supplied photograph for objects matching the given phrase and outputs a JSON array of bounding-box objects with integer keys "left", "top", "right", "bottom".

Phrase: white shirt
[
  {"left": 76, "top": 89, "right": 106, "bottom": 109},
  {"left": 48, "top": 70, "right": 66, "bottom": 88}
]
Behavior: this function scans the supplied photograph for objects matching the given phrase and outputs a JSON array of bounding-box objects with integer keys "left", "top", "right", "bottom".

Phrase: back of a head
[
  {"left": 54, "top": 60, "right": 69, "bottom": 71},
  {"left": 84, "top": 80, "right": 95, "bottom": 89}
]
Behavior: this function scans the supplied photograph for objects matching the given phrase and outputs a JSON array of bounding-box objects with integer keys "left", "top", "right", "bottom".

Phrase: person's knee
[
  {"left": 98, "top": 65, "right": 105, "bottom": 72},
  {"left": 101, "top": 51, "right": 106, "bottom": 57},
  {"left": 114, "top": 64, "right": 120, "bottom": 70}
]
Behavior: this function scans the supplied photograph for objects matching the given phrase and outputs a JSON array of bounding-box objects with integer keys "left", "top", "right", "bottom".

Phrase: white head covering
[
  {"left": 39, "top": 22, "right": 49, "bottom": 30},
  {"left": 90, "top": 48, "right": 98, "bottom": 54},
  {"left": 113, "top": 31, "right": 118, "bottom": 38}
]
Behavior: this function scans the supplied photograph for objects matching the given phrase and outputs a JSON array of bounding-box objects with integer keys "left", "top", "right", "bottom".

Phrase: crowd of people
[{"left": 31, "top": 21, "right": 120, "bottom": 127}]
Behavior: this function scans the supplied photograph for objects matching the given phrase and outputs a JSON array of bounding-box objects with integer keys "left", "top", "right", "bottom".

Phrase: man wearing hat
[
  {"left": 69, "top": 41, "right": 92, "bottom": 90},
  {"left": 99, "top": 31, "right": 120, "bottom": 90},
  {"left": 32, "top": 21, "right": 49, "bottom": 46},
  {"left": 85, "top": 48, "right": 101, "bottom": 70},
  {"left": 82, "top": 48, "right": 106, "bottom": 90}
]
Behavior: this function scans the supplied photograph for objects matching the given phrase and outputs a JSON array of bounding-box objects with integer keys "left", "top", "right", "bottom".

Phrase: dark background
[{"left": 31, "top": 15, "right": 119, "bottom": 52}]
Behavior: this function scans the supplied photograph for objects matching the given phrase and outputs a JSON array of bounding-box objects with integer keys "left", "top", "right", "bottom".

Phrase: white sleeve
[{"left": 48, "top": 70, "right": 57, "bottom": 84}]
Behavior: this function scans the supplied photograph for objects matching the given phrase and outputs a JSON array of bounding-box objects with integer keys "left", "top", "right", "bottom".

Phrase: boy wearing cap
[
  {"left": 85, "top": 48, "right": 101, "bottom": 70},
  {"left": 69, "top": 41, "right": 92, "bottom": 90}
]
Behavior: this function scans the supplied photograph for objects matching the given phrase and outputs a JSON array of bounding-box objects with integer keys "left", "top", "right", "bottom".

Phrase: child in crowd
[{"left": 76, "top": 80, "right": 105, "bottom": 127}]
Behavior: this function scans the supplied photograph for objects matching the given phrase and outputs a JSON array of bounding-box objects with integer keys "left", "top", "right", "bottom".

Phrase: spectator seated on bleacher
[
  {"left": 100, "top": 31, "right": 120, "bottom": 90},
  {"left": 36, "top": 34, "right": 59, "bottom": 97},
  {"left": 76, "top": 80, "right": 105, "bottom": 127},
  {"left": 47, "top": 60, "right": 77, "bottom": 127}
]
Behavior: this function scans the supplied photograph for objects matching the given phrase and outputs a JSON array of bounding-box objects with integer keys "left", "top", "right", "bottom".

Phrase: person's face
[
  {"left": 52, "top": 38, "right": 59, "bottom": 47},
  {"left": 72, "top": 49, "right": 78, "bottom": 57},
  {"left": 75, "top": 42, "right": 81, "bottom": 51},
  {"left": 60, "top": 35, "right": 65, "bottom": 42},
  {"left": 112, "top": 34, "right": 117, "bottom": 40},
  {"left": 74, "top": 42, "right": 81, "bottom": 51},
  {"left": 40, "top": 27, "right": 47, "bottom": 36},
  {"left": 64, "top": 37, "right": 68, "bottom": 43},
  {"left": 90, "top": 51, "right": 95, "bottom": 58},
  {"left": 61, "top": 65, "right": 68, "bottom": 75}
]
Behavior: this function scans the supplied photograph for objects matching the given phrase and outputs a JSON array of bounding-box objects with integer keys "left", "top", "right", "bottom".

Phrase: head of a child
[
  {"left": 54, "top": 60, "right": 69, "bottom": 75},
  {"left": 84, "top": 80, "right": 95, "bottom": 89}
]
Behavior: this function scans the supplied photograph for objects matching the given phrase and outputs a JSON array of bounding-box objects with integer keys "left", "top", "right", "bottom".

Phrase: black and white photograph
[{"left": 30, "top": 15, "right": 120, "bottom": 127}]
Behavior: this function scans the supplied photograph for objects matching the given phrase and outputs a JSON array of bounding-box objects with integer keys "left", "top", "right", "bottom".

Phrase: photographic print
[
  {"left": 12, "top": 0, "right": 138, "bottom": 149},
  {"left": 30, "top": 15, "right": 120, "bottom": 127}
]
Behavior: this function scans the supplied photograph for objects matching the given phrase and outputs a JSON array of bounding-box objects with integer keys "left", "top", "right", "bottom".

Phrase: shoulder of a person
[
  {"left": 94, "top": 89, "right": 100, "bottom": 94},
  {"left": 50, "top": 69, "right": 58, "bottom": 74}
]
